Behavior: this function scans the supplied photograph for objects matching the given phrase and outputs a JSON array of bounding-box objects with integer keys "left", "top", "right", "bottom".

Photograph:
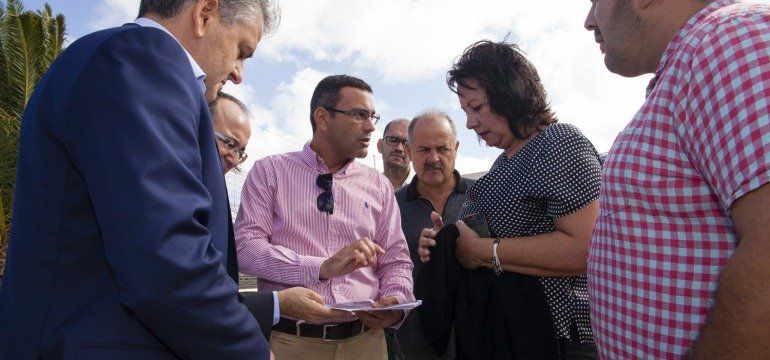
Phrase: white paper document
[{"left": 328, "top": 300, "right": 422, "bottom": 312}]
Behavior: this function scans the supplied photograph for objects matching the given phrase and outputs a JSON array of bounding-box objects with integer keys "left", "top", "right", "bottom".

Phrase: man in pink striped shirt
[{"left": 235, "top": 74, "right": 415, "bottom": 359}]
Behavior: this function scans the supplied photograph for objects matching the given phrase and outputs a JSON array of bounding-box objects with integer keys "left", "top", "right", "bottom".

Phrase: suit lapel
[{"left": 226, "top": 206, "right": 239, "bottom": 284}]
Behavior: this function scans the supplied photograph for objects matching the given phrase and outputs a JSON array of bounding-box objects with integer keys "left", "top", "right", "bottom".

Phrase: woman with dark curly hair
[{"left": 417, "top": 40, "right": 601, "bottom": 359}]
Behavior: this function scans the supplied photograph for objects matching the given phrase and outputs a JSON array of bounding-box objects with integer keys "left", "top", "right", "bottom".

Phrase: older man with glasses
[
  {"left": 234, "top": 74, "right": 415, "bottom": 359},
  {"left": 210, "top": 91, "right": 251, "bottom": 174},
  {"left": 377, "top": 118, "right": 411, "bottom": 189}
]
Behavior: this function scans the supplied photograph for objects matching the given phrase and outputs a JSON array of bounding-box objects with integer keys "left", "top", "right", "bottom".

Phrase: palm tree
[{"left": 0, "top": 0, "right": 65, "bottom": 277}]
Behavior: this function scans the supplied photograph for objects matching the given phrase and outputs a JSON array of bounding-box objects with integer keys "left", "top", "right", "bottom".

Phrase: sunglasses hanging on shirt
[{"left": 316, "top": 173, "right": 334, "bottom": 215}]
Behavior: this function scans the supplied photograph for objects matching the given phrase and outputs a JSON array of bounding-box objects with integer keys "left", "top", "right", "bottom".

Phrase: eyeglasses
[
  {"left": 326, "top": 107, "right": 381, "bottom": 125},
  {"left": 384, "top": 136, "right": 408, "bottom": 147},
  {"left": 316, "top": 173, "right": 334, "bottom": 215},
  {"left": 214, "top": 131, "right": 248, "bottom": 164}
]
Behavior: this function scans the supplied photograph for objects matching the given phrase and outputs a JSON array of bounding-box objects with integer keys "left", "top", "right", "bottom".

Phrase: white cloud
[
  {"left": 455, "top": 153, "right": 496, "bottom": 176},
  {"left": 260, "top": 0, "right": 516, "bottom": 83},
  {"left": 257, "top": 0, "right": 649, "bottom": 153},
  {"left": 89, "top": 0, "right": 139, "bottom": 30},
  {"left": 79, "top": 0, "right": 678, "bottom": 154},
  {"left": 89, "top": 0, "right": 770, "bottom": 203}
]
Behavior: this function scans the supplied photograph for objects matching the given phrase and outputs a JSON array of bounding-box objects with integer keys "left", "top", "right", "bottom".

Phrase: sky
[{"left": 19, "top": 0, "right": 770, "bottom": 208}]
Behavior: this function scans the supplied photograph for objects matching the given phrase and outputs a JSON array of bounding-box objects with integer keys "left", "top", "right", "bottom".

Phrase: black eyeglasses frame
[{"left": 326, "top": 107, "right": 381, "bottom": 125}]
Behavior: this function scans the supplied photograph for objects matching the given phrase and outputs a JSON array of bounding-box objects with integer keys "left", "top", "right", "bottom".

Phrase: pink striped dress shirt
[{"left": 234, "top": 142, "right": 415, "bottom": 324}]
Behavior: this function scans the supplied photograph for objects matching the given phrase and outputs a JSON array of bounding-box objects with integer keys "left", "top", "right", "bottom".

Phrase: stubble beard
[
  {"left": 604, "top": 1, "right": 649, "bottom": 77},
  {"left": 384, "top": 159, "right": 409, "bottom": 171}
]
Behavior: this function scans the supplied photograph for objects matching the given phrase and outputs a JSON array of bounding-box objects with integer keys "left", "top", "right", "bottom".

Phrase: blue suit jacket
[{"left": 0, "top": 25, "right": 273, "bottom": 359}]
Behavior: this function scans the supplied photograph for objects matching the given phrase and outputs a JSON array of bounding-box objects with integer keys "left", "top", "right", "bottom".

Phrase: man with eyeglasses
[
  {"left": 210, "top": 91, "right": 250, "bottom": 174},
  {"left": 235, "top": 74, "right": 415, "bottom": 359},
  {"left": 377, "top": 118, "right": 411, "bottom": 189}
]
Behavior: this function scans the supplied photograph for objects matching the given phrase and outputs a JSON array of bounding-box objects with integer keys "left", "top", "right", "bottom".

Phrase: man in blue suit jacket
[{"left": 0, "top": 0, "right": 343, "bottom": 359}]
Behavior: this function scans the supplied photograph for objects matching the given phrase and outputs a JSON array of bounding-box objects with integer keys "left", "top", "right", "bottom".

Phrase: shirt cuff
[
  {"left": 299, "top": 256, "right": 330, "bottom": 286},
  {"left": 272, "top": 291, "right": 280, "bottom": 325}
]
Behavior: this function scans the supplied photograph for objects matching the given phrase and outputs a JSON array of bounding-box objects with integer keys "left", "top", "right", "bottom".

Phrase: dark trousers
[
  {"left": 386, "top": 328, "right": 398, "bottom": 359},
  {"left": 559, "top": 339, "right": 598, "bottom": 360}
]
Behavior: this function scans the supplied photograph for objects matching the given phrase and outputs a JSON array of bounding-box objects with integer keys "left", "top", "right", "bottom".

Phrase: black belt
[{"left": 273, "top": 317, "right": 368, "bottom": 341}]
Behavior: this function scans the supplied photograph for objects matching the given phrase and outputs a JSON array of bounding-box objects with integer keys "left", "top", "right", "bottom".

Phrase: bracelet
[{"left": 491, "top": 237, "right": 503, "bottom": 276}]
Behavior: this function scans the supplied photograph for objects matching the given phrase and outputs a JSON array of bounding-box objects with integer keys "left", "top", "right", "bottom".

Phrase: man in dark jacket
[
  {"left": 0, "top": 1, "right": 336, "bottom": 358},
  {"left": 394, "top": 111, "right": 474, "bottom": 359}
]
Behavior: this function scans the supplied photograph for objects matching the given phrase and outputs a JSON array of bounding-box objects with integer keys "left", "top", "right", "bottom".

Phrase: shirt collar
[
  {"left": 404, "top": 169, "right": 468, "bottom": 201},
  {"left": 134, "top": 17, "right": 206, "bottom": 94},
  {"left": 299, "top": 141, "right": 356, "bottom": 176},
  {"left": 648, "top": 0, "right": 737, "bottom": 93}
]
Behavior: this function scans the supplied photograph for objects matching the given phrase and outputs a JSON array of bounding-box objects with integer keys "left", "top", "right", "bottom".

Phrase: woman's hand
[
  {"left": 455, "top": 220, "right": 493, "bottom": 269},
  {"left": 418, "top": 211, "right": 444, "bottom": 262}
]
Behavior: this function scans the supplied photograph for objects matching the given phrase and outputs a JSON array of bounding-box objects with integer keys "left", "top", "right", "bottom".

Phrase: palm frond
[
  {"left": 0, "top": 108, "right": 16, "bottom": 262},
  {"left": 0, "top": 107, "right": 19, "bottom": 200},
  {"left": 0, "top": 192, "right": 6, "bottom": 246},
  {"left": 4, "top": 0, "right": 22, "bottom": 14},
  {"left": 0, "top": 6, "right": 7, "bottom": 116},
  {"left": 0, "top": 0, "right": 36, "bottom": 119},
  {"left": 0, "top": 0, "right": 67, "bottom": 268},
  {"left": 20, "top": 11, "right": 44, "bottom": 91},
  {"left": 39, "top": 3, "right": 65, "bottom": 75}
]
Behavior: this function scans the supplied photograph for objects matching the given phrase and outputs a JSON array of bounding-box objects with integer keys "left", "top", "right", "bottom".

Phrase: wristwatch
[{"left": 491, "top": 237, "right": 503, "bottom": 276}]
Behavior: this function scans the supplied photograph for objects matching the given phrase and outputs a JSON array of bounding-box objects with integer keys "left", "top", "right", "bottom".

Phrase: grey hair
[
  {"left": 408, "top": 110, "right": 457, "bottom": 143},
  {"left": 382, "top": 118, "right": 409, "bottom": 136},
  {"left": 138, "top": 0, "right": 280, "bottom": 34},
  {"left": 209, "top": 91, "right": 250, "bottom": 118}
]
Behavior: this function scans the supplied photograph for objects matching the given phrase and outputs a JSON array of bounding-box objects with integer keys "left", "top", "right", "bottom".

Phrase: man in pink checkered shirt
[{"left": 584, "top": 0, "right": 770, "bottom": 358}]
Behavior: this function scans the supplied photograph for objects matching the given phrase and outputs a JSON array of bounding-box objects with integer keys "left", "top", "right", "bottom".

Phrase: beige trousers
[{"left": 270, "top": 329, "right": 387, "bottom": 360}]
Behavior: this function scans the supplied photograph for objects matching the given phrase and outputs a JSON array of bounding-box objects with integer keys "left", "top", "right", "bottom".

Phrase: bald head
[
  {"left": 383, "top": 118, "right": 409, "bottom": 136},
  {"left": 408, "top": 110, "right": 457, "bottom": 143}
]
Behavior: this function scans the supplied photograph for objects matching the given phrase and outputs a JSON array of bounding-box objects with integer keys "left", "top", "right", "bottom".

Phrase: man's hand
[
  {"left": 418, "top": 211, "right": 444, "bottom": 262},
  {"left": 276, "top": 287, "right": 348, "bottom": 323},
  {"left": 455, "top": 220, "right": 493, "bottom": 269},
  {"left": 356, "top": 297, "right": 404, "bottom": 329},
  {"left": 319, "top": 238, "right": 384, "bottom": 280}
]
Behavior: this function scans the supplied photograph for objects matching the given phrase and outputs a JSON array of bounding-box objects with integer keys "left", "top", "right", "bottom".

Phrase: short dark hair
[
  {"left": 382, "top": 118, "right": 409, "bottom": 136},
  {"left": 138, "top": 0, "right": 280, "bottom": 33},
  {"left": 447, "top": 40, "right": 556, "bottom": 139},
  {"left": 209, "top": 91, "right": 249, "bottom": 118},
  {"left": 309, "top": 75, "right": 372, "bottom": 132}
]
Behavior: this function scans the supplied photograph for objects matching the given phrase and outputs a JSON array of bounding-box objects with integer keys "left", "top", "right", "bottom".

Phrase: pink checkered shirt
[
  {"left": 588, "top": 1, "right": 770, "bottom": 358},
  {"left": 234, "top": 142, "right": 414, "bottom": 324}
]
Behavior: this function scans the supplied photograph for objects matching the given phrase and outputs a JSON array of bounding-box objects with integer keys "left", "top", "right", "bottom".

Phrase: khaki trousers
[{"left": 270, "top": 329, "right": 387, "bottom": 360}]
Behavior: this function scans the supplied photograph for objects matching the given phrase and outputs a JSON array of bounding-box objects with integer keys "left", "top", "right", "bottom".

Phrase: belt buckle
[{"left": 322, "top": 323, "right": 338, "bottom": 342}]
